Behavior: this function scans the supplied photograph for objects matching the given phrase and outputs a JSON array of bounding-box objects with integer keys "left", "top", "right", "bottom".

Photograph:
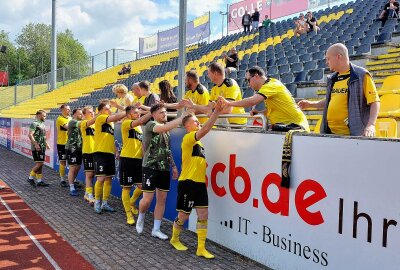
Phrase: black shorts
[
  {"left": 57, "top": 144, "right": 67, "bottom": 161},
  {"left": 67, "top": 148, "right": 82, "bottom": 166},
  {"left": 142, "top": 167, "right": 170, "bottom": 192},
  {"left": 82, "top": 153, "right": 94, "bottom": 171},
  {"left": 32, "top": 149, "right": 45, "bottom": 163},
  {"left": 176, "top": 180, "right": 208, "bottom": 214},
  {"left": 94, "top": 152, "right": 115, "bottom": 177},
  {"left": 119, "top": 157, "right": 142, "bottom": 186}
]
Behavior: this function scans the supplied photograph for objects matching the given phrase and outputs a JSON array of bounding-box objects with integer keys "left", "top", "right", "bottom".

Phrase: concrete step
[
  {"left": 367, "top": 57, "right": 400, "bottom": 66},
  {"left": 371, "top": 70, "right": 400, "bottom": 77},
  {"left": 387, "top": 47, "right": 400, "bottom": 53},
  {"left": 377, "top": 52, "right": 400, "bottom": 59},
  {"left": 368, "top": 63, "right": 400, "bottom": 71}
]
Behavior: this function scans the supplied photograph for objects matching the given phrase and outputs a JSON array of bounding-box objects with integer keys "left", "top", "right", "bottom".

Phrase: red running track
[{"left": 0, "top": 179, "right": 95, "bottom": 270}]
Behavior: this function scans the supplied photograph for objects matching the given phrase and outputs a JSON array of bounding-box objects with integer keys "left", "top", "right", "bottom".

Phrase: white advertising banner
[
  {"left": 11, "top": 119, "right": 55, "bottom": 168},
  {"left": 188, "top": 131, "right": 400, "bottom": 269},
  {"left": 141, "top": 34, "right": 158, "bottom": 55}
]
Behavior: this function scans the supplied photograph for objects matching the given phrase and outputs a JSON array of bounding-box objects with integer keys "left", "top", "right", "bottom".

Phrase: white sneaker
[
  {"left": 136, "top": 218, "right": 144, "bottom": 234},
  {"left": 151, "top": 229, "right": 168, "bottom": 240}
]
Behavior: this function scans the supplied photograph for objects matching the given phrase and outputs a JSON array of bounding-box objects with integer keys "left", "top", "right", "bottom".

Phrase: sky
[{"left": 0, "top": 0, "right": 233, "bottom": 56}]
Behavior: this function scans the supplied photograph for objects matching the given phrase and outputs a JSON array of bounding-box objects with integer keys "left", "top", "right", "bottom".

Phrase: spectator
[
  {"left": 379, "top": 0, "right": 399, "bottom": 27},
  {"left": 294, "top": 19, "right": 308, "bottom": 36},
  {"left": 251, "top": 8, "right": 260, "bottom": 30},
  {"left": 163, "top": 70, "right": 210, "bottom": 123},
  {"left": 242, "top": 11, "right": 252, "bottom": 33},
  {"left": 118, "top": 65, "right": 127, "bottom": 76},
  {"left": 223, "top": 47, "right": 238, "bottom": 74},
  {"left": 261, "top": 15, "right": 272, "bottom": 28},
  {"left": 110, "top": 84, "right": 134, "bottom": 112},
  {"left": 298, "top": 43, "right": 380, "bottom": 137},
  {"left": 181, "top": 62, "right": 246, "bottom": 125},
  {"left": 298, "top": 13, "right": 309, "bottom": 30},
  {"left": 126, "top": 64, "right": 131, "bottom": 74},
  {"left": 217, "top": 66, "right": 309, "bottom": 132},
  {"left": 138, "top": 80, "right": 160, "bottom": 111},
  {"left": 159, "top": 80, "right": 178, "bottom": 112},
  {"left": 131, "top": 82, "right": 146, "bottom": 104},
  {"left": 306, "top": 11, "right": 319, "bottom": 33}
]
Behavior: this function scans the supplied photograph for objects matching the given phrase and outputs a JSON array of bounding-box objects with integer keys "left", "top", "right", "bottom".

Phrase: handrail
[{"left": 166, "top": 113, "right": 268, "bottom": 131}]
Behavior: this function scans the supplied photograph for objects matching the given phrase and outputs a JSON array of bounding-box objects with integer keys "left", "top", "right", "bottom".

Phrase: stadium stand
[{"left": 1, "top": 0, "right": 400, "bottom": 138}]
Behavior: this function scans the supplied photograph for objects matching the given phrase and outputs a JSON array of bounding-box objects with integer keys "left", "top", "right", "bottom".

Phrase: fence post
[
  {"left": 113, "top": 49, "right": 116, "bottom": 67},
  {"left": 106, "top": 51, "right": 109, "bottom": 69},
  {"left": 91, "top": 56, "right": 95, "bottom": 74},
  {"left": 47, "top": 73, "right": 50, "bottom": 92},
  {"left": 14, "top": 84, "right": 17, "bottom": 105},
  {"left": 62, "top": 67, "right": 66, "bottom": 86},
  {"left": 31, "top": 79, "right": 34, "bottom": 98}
]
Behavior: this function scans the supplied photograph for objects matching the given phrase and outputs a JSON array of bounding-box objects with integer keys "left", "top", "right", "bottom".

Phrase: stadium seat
[
  {"left": 314, "top": 118, "right": 322, "bottom": 134},
  {"left": 380, "top": 94, "right": 400, "bottom": 115},
  {"left": 378, "top": 75, "right": 400, "bottom": 95},
  {"left": 308, "top": 69, "right": 324, "bottom": 81},
  {"left": 375, "top": 118, "right": 398, "bottom": 138},
  {"left": 294, "top": 71, "right": 307, "bottom": 83},
  {"left": 375, "top": 32, "right": 392, "bottom": 44},
  {"left": 286, "top": 83, "right": 297, "bottom": 96}
]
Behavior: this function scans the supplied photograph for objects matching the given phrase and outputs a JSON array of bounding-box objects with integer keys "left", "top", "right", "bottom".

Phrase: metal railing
[
  {"left": 91, "top": 49, "right": 137, "bottom": 73},
  {"left": 0, "top": 49, "right": 137, "bottom": 111},
  {"left": 167, "top": 113, "right": 268, "bottom": 131}
]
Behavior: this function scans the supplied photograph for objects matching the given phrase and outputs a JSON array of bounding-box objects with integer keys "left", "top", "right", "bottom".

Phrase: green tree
[
  {"left": 0, "top": 31, "right": 32, "bottom": 85},
  {"left": 16, "top": 23, "right": 89, "bottom": 80}
]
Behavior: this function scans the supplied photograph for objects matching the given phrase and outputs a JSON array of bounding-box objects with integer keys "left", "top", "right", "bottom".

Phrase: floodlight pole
[
  {"left": 50, "top": 0, "right": 57, "bottom": 91},
  {"left": 177, "top": 0, "right": 187, "bottom": 102}
]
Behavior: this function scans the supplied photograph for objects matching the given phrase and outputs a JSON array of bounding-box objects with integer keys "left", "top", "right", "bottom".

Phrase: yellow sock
[
  {"left": 59, "top": 164, "right": 66, "bottom": 178},
  {"left": 122, "top": 189, "right": 131, "bottom": 213},
  {"left": 29, "top": 170, "right": 36, "bottom": 178},
  {"left": 196, "top": 228, "right": 214, "bottom": 259},
  {"left": 95, "top": 181, "right": 103, "bottom": 201},
  {"left": 122, "top": 189, "right": 135, "bottom": 224},
  {"left": 86, "top": 187, "right": 93, "bottom": 195},
  {"left": 36, "top": 174, "right": 42, "bottom": 181},
  {"left": 103, "top": 180, "right": 112, "bottom": 201},
  {"left": 130, "top": 187, "right": 142, "bottom": 206},
  {"left": 170, "top": 225, "right": 188, "bottom": 251}
]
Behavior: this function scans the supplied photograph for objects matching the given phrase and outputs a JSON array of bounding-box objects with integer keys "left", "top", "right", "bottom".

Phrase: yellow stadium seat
[
  {"left": 314, "top": 118, "right": 322, "bottom": 134},
  {"left": 380, "top": 94, "right": 400, "bottom": 113},
  {"left": 375, "top": 118, "right": 398, "bottom": 138},
  {"left": 378, "top": 75, "right": 400, "bottom": 94}
]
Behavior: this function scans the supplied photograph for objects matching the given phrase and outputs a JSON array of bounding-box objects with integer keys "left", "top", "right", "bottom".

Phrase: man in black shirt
[
  {"left": 379, "top": 0, "right": 399, "bottom": 26},
  {"left": 251, "top": 8, "right": 260, "bottom": 30},
  {"left": 306, "top": 11, "right": 319, "bottom": 33},
  {"left": 137, "top": 80, "right": 160, "bottom": 112},
  {"left": 223, "top": 47, "right": 238, "bottom": 74}
]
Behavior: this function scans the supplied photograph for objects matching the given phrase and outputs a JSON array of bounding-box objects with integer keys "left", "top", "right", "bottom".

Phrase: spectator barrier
[{"left": 2, "top": 116, "right": 399, "bottom": 269}]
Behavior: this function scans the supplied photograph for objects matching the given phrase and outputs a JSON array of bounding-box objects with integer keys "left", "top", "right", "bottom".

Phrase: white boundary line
[{"left": 0, "top": 195, "right": 62, "bottom": 270}]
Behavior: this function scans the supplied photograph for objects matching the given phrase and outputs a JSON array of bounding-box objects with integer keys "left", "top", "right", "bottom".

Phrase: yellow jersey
[
  {"left": 133, "top": 95, "right": 146, "bottom": 104},
  {"left": 210, "top": 78, "right": 246, "bottom": 125},
  {"left": 120, "top": 119, "right": 143, "bottom": 159},
  {"left": 257, "top": 78, "right": 310, "bottom": 131},
  {"left": 185, "top": 84, "right": 210, "bottom": 124},
  {"left": 56, "top": 115, "right": 71, "bottom": 145},
  {"left": 94, "top": 114, "right": 115, "bottom": 154},
  {"left": 80, "top": 120, "right": 95, "bottom": 154},
  {"left": 178, "top": 131, "right": 206, "bottom": 183},
  {"left": 184, "top": 84, "right": 210, "bottom": 106},
  {"left": 327, "top": 71, "right": 379, "bottom": 135}
]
